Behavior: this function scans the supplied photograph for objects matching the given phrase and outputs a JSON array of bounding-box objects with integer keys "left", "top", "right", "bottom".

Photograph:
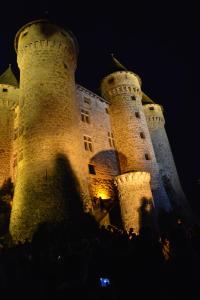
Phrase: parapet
[
  {"left": 100, "top": 71, "right": 142, "bottom": 99},
  {"left": 143, "top": 103, "right": 165, "bottom": 129},
  {"left": 115, "top": 171, "right": 151, "bottom": 186}
]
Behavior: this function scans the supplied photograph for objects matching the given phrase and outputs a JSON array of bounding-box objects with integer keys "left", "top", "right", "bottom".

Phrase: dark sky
[{"left": 0, "top": 1, "right": 199, "bottom": 209}]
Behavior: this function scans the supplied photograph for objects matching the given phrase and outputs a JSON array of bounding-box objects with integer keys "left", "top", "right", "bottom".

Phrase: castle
[{"left": 0, "top": 19, "right": 188, "bottom": 242}]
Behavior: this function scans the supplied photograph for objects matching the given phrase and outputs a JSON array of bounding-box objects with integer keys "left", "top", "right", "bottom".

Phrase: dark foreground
[{"left": 0, "top": 213, "right": 200, "bottom": 300}]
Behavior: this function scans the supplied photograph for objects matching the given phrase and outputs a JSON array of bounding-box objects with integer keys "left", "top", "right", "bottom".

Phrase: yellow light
[{"left": 96, "top": 190, "right": 110, "bottom": 200}]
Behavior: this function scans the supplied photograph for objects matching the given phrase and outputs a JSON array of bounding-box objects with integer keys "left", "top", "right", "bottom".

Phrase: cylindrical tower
[
  {"left": 143, "top": 103, "right": 188, "bottom": 210},
  {"left": 115, "top": 172, "right": 153, "bottom": 233},
  {"left": 10, "top": 20, "right": 90, "bottom": 242},
  {"left": 101, "top": 70, "right": 171, "bottom": 212},
  {"left": 0, "top": 82, "right": 18, "bottom": 187}
]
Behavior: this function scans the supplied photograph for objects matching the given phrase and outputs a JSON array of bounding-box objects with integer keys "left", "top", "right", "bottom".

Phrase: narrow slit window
[
  {"left": 108, "top": 131, "right": 115, "bottom": 148},
  {"left": 145, "top": 153, "right": 150, "bottom": 160}
]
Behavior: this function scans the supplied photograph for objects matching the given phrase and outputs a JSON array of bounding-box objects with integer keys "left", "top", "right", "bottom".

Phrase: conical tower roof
[
  {"left": 0, "top": 65, "right": 18, "bottom": 87},
  {"left": 142, "top": 92, "right": 155, "bottom": 104}
]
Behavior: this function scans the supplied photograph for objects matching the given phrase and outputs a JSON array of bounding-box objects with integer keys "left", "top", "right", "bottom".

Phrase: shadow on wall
[
  {"left": 90, "top": 149, "right": 120, "bottom": 176},
  {"left": 53, "top": 153, "right": 84, "bottom": 224},
  {"left": 138, "top": 198, "right": 156, "bottom": 234},
  {"left": 40, "top": 22, "right": 60, "bottom": 37}
]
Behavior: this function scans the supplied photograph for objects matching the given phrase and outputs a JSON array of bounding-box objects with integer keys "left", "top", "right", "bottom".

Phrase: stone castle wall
[
  {"left": 0, "top": 20, "right": 189, "bottom": 241},
  {"left": 9, "top": 21, "right": 91, "bottom": 242},
  {"left": 143, "top": 103, "right": 187, "bottom": 209},
  {"left": 100, "top": 71, "right": 171, "bottom": 211},
  {"left": 76, "top": 85, "right": 119, "bottom": 201}
]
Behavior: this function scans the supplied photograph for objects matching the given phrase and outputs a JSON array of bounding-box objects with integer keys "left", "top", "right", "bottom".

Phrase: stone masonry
[{"left": 0, "top": 19, "right": 188, "bottom": 242}]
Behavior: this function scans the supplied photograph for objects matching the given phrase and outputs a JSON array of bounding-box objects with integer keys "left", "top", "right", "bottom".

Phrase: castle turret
[
  {"left": 10, "top": 20, "right": 90, "bottom": 242},
  {"left": 0, "top": 66, "right": 18, "bottom": 187},
  {"left": 100, "top": 65, "right": 171, "bottom": 231},
  {"left": 115, "top": 172, "right": 153, "bottom": 233},
  {"left": 143, "top": 102, "right": 188, "bottom": 212}
]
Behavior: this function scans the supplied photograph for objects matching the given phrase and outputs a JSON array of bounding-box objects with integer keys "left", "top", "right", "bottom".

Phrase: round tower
[
  {"left": 143, "top": 103, "right": 188, "bottom": 211},
  {"left": 10, "top": 20, "right": 90, "bottom": 242},
  {"left": 0, "top": 66, "right": 18, "bottom": 187},
  {"left": 101, "top": 69, "right": 171, "bottom": 219},
  {"left": 115, "top": 172, "right": 153, "bottom": 233}
]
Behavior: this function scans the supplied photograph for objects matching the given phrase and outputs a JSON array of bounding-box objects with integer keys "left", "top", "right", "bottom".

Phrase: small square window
[
  {"left": 145, "top": 153, "right": 150, "bottom": 160},
  {"left": 3, "top": 88, "right": 8, "bottom": 92},
  {"left": 88, "top": 164, "right": 96, "bottom": 175},
  {"left": 131, "top": 95, "right": 136, "bottom": 100},
  {"left": 149, "top": 107, "right": 154, "bottom": 110},
  {"left": 105, "top": 108, "right": 109, "bottom": 114}
]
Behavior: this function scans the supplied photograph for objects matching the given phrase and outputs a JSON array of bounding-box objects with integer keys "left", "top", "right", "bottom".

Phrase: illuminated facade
[{"left": 0, "top": 20, "right": 188, "bottom": 242}]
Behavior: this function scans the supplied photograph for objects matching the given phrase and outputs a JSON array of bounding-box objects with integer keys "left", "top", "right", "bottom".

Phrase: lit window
[
  {"left": 135, "top": 112, "right": 140, "bottom": 118},
  {"left": 140, "top": 132, "right": 145, "bottom": 139},
  {"left": 84, "top": 97, "right": 91, "bottom": 105},
  {"left": 108, "top": 131, "right": 115, "bottom": 148},
  {"left": 84, "top": 135, "right": 93, "bottom": 152},
  {"left": 88, "top": 164, "right": 96, "bottom": 175},
  {"left": 145, "top": 153, "right": 150, "bottom": 160},
  {"left": 81, "top": 109, "right": 90, "bottom": 124}
]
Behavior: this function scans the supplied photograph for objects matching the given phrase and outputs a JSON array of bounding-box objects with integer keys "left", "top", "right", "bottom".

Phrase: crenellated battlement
[
  {"left": 17, "top": 40, "right": 77, "bottom": 69},
  {"left": 115, "top": 171, "right": 151, "bottom": 186}
]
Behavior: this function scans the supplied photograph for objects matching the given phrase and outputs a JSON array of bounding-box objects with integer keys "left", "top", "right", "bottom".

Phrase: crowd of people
[{"left": 0, "top": 210, "right": 200, "bottom": 299}]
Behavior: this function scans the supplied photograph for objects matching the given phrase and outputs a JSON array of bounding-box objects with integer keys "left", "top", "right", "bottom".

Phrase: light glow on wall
[{"left": 96, "top": 189, "right": 111, "bottom": 200}]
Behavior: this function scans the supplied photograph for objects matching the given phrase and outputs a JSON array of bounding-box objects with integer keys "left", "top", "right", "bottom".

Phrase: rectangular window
[
  {"left": 88, "top": 164, "right": 96, "bottom": 175},
  {"left": 135, "top": 112, "right": 140, "bottom": 118},
  {"left": 84, "top": 97, "right": 91, "bottom": 105},
  {"left": 3, "top": 88, "right": 8, "bottom": 92},
  {"left": 84, "top": 135, "right": 93, "bottom": 152},
  {"left": 145, "top": 153, "right": 150, "bottom": 160},
  {"left": 131, "top": 95, "right": 136, "bottom": 100},
  {"left": 108, "top": 131, "right": 115, "bottom": 148},
  {"left": 149, "top": 107, "right": 154, "bottom": 110},
  {"left": 140, "top": 132, "right": 145, "bottom": 139},
  {"left": 81, "top": 109, "right": 90, "bottom": 124}
]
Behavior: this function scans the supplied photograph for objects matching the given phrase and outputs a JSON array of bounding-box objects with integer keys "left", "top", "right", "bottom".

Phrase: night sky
[{"left": 0, "top": 1, "right": 199, "bottom": 210}]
